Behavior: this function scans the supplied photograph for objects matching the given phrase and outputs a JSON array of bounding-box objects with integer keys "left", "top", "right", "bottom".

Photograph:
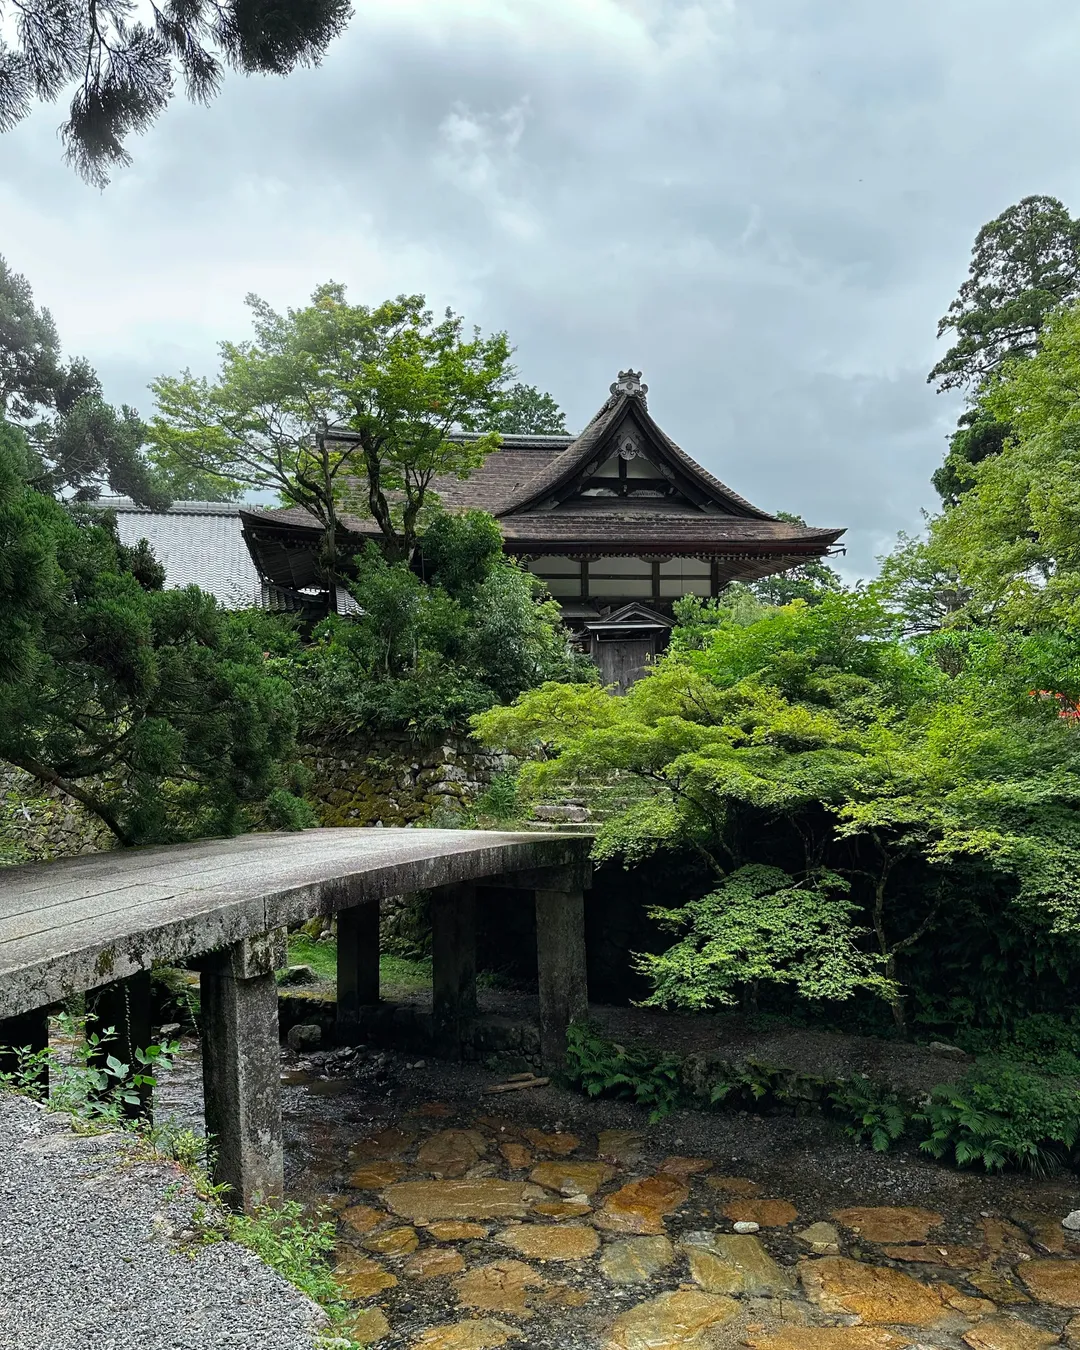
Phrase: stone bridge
[{"left": 0, "top": 828, "right": 592, "bottom": 1209}]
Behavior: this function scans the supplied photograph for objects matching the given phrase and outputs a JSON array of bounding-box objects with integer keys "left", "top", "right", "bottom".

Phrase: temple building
[{"left": 240, "top": 370, "right": 844, "bottom": 686}]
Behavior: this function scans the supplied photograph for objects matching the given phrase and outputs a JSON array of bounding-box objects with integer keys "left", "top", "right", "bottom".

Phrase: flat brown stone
[
  {"left": 427, "top": 1221, "right": 490, "bottom": 1241},
  {"left": 340, "top": 1203, "right": 385, "bottom": 1235},
  {"left": 350, "top": 1127, "right": 416, "bottom": 1160},
  {"left": 596, "top": 1175, "right": 691, "bottom": 1235},
  {"left": 799, "top": 1256, "right": 949, "bottom": 1325},
  {"left": 598, "top": 1131, "right": 646, "bottom": 1166},
  {"left": 455, "top": 1259, "right": 547, "bottom": 1317},
  {"left": 543, "top": 1284, "right": 592, "bottom": 1308},
  {"left": 681, "top": 1233, "right": 795, "bottom": 1296},
  {"left": 405, "top": 1247, "right": 468, "bottom": 1280},
  {"left": 983, "top": 1220, "right": 1035, "bottom": 1259},
  {"left": 351, "top": 1307, "right": 392, "bottom": 1346},
  {"left": 722, "top": 1199, "right": 799, "bottom": 1228},
  {"left": 350, "top": 1160, "right": 407, "bottom": 1189},
  {"left": 364, "top": 1225, "right": 420, "bottom": 1256},
  {"left": 657, "top": 1157, "right": 713, "bottom": 1179},
  {"left": 415, "top": 1102, "right": 455, "bottom": 1118},
  {"left": 385, "top": 1180, "right": 531, "bottom": 1221},
  {"left": 940, "top": 1286, "right": 996, "bottom": 1317},
  {"left": 522, "top": 1129, "right": 580, "bottom": 1156},
  {"left": 796, "top": 1223, "right": 841, "bottom": 1255},
  {"left": 533, "top": 1200, "right": 592, "bottom": 1218},
  {"left": 500, "top": 1223, "right": 600, "bottom": 1262},
  {"left": 530, "top": 1161, "right": 616, "bottom": 1197},
  {"left": 881, "top": 1245, "right": 985, "bottom": 1269},
  {"left": 606, "top": 1289, "right": 738, "bottom": 1349},
  {"left": 963, "top": 1317, "right": 1061, "bottom": 1350},
  {"left": 831, "top": 1208, "right": 943, "bottom": 1245},
  {"left": 600, "top": 1237, "right": 675, "bottom": 1285},
  {"left": 706, "top": 1176, "right": 761, "bottom": 1197},
  {"left": 745, "top": 1330, "right": 913, "bottom": 1350},
  {"left": 969, "top": 1274, "right": 1033, "bottom": 1306},
  {"left": 335, "top": 1254, "right": 399, "bottom": 1297},
  {"left": 1066, "top": 1314, "right": 1080, "bottom": 1346},
  {"left": 1013, "top": 1214, "right": 1068, "bottom": 1255},
  {"left": 500, "top": 1142, "right": 533, "bottom": 1169},
  {"left": 413, "top": 1319, "right": 522, "bottom": 1350},
  {"left": 1019, "top": 1261, "right": 1080, "bottom": 1308},
  {"left": 418, "top": 1129, "right": 488, "bottom": 1179}
]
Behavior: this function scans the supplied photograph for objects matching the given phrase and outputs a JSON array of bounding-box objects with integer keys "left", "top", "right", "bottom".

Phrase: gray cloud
[{"left": 4, "top": 0, "right": 1080, "bottom": 576}]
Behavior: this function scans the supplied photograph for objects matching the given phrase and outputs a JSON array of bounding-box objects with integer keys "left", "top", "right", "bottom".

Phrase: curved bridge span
[{"left": 0, "top": 828, "right": 593, "bottom": 1208}]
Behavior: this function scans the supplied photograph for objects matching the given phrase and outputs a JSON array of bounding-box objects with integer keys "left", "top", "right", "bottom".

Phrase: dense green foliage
[
  {"left": 280, "top": 509, "right": 591, "bottom": 735},
  {"left": 0, "top": 0, "right": 350, "bottom": 186},
  {"left": 0, "top": 423, "right": 311, "bottom": 845},
  {"left": 481, "top": 382, "right": 567, "bottom": 434},
  {"left": 151, "top": 288, "right": 513, "bottom": 568}
]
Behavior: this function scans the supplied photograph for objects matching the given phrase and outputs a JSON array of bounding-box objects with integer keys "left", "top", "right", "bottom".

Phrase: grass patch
[{"left": 285, "top": 935, "right": 432, "bottom": 997}]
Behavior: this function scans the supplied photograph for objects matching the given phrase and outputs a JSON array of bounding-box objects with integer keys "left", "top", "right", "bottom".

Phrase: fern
[{"left": 829, "top": 1074, "right": 909, "bottom": 1151}]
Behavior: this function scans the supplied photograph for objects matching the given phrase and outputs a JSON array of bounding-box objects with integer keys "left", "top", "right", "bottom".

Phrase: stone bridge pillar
[
  {"left": 431, "top": 882, "right": 477, "bottom": 1058},
  {"left": 198, "top": 929, "right": 285, "bottom": 1212},
  {"left": 336, "top": 900, "right": 381, "bottom": 1041}
]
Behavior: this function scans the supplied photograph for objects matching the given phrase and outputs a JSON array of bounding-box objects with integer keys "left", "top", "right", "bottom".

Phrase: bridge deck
[{"left": 0, "top": 828, "right": 590, "bottom": 1019}]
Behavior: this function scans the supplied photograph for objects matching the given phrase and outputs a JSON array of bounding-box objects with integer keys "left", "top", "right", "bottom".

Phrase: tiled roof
[{"left": 95, "top": 498, "right": 262, "bottom": 608}]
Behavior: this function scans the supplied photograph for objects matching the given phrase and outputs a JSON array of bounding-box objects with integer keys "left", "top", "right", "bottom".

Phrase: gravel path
[{"left": 0, "top": 1092, "right": 327, "bottom": 1350}]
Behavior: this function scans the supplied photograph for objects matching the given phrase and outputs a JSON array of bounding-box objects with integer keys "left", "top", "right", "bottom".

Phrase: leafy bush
[
  {"left": 916, "top": 1062, "right": 1080, "bottom": 1172},
  {"left": 829, "top": 1074, "right": 910, "bottom": 1151}
]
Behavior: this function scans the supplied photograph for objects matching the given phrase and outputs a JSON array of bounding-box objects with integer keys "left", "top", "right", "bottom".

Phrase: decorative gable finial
[{"left": 610, "top": 369, "right": 648, "bottom": 406}]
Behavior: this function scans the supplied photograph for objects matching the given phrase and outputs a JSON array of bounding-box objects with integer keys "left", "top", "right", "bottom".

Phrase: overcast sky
[{"left": 4, "top": 0, "right": 1080, "bottom": 578}]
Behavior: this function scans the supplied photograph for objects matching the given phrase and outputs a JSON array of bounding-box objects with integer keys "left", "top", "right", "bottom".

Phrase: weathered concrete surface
[
  {"left": 535, "top": 887, "right": 589, "bottom": 1071},
  {"left": 432, "top": 883, "right": 478, "bottom": 1057},
  {"left": 0, "top": 828, "right": 591, "bottom": 1018},
  {"left": 200, "top": 934, "right": 286, "bottom": 1209},
  {"left": 336, "top": 900, "right": 381, "bottom": 1038}
]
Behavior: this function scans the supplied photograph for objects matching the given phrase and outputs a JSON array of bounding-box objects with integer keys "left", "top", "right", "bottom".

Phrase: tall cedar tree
[{"left": 0, "top": 0, "right": 350, "bottom": 186}]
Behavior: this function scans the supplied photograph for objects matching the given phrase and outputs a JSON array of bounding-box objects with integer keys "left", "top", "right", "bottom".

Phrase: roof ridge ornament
[{"left": 610, "top": 369, "right": 648, "bottom": 407}]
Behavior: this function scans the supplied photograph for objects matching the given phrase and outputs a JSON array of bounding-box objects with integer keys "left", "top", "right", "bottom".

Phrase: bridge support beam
[
  {"left": 431, "top": 883, "right": 477, "bottom": 1059},
  {"left": 200, "top": 929, "right": 285, "bottom": 1212},
  {"left": 88, "top": 970, "right": 153, "bottom": 1120},
  {"left": 534, "top": 886, "right": 588, "bottom": 1072},
  {"left": 336, "top": 901, "right": 381, "bottom": 1042},
  {"left": 0, "top": 1008, "right": 49, "bottom": 1085}
]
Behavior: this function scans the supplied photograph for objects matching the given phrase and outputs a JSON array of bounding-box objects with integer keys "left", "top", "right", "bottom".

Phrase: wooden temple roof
[{"left": 240, "top": 371, "right": 844, "bottom": 595}]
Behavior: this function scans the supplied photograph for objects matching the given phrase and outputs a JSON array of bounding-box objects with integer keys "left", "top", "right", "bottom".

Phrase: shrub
[{"left": 829, "top": 1074, "right": 910, "bottom": 1151}]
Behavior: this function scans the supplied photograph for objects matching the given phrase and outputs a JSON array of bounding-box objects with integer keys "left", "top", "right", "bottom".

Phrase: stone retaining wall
[
  {"left": 0, "top": 767, "right": 114, "bottom": 866},
  {"left": 304, "top": 732, "right": 510, "bottom": 828}
]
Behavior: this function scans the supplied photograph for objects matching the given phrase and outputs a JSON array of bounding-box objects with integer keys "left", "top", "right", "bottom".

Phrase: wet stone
[
  {"left": 415, "top": 1102, "right": 456, "bottom": 1118},
  {"left": 418, "top": 1129, "right": 488, "bottom": 1179},
  {"left": 405, "top": 1247, "right": 468, "bottom": 1280},
  {"left": 881, "top": 1243, "right": 984, "bottom": 1269},
  {"left": 596, "top": 1175, "right": 691, "bottom": 1235},
  {"left": 364, "top": 1225, "right": 420, "bottom": 1256},
  {"left": 722, "top": 1199, "right": 799, "bottom": 1229},
  {"left": 600, "top": 1236, "right": 676, "bottom": 1285},
  {"left": 427, "top": 1221, "right": 490, "bottom": 1241},
  {"left": 340, "top": 1203, "right": 386, "bottom": 1235},
  {"left": 832, "top": 1208, "right": 943, "bottom": 1245},
  {"left": 963, "top": 1318, "right": 1062, "bottom": 1350},
  {"left": 350, "top": 1160, "right": 407, "bottom": 1189},
  {"left": 335, "top": 1254, "right": 399, "bottom": 1297},
  {"left": 606, "top": 1289, "right": 739, "bottom": 1350},
  {"left": 745, "top": 1330, "right": 914, "bottom": 1350},
  {"left": 500, "top": 1222, "right": 600, "bottom": 1262},
  {"left": 385, "top": 1180, "right": 531, "bottom": 1221},
  {"left": 530, "top": 1160, "right": 616, "bottom": 1197},
  {"left": 500, "top": 1142, "right": 533, "bottom": 1169},
  {"left": 983, "top": 1219, "right": 1035, "bottom": 1258},
  {"left": 799, "top": 1256, "right": 950, "bottom": 1326},
  {"left": 523, "top": 1129, "right": 581, "bottom": 1156},
  {"left": 1066, "top": 1315, "right": 1080, "bottom": 1346},
  {"left": 1013, "top": 1214, "right": 1068, "bottom": 1255},
  {"left": 706, "top": 1176, "right": 761, "bottom": 1197},
  {"left": 658, "top": 1157, "right": 713, "bottom": 1179},
  {"left": 350, "top": 1307, "right": 392, "bottom": 1346},
  {"left": 599, "top": 1131, "right": 646, "bottom": 1166},
  {"left": 796, "top": 1223, "right": 841, "bottom": 1255},
  {"left": 940, "top": 1285, "right": 997, "bottom": 1316},
  {"left": 681, "top": 1232, "right": 795, "bottom": 1297},
  {"left": 1019, "top": 1260, "right": 1080, "bottom": 1308},
  {"left": 455, "top": 1259, "right": 547, "bottom": 1317},
  {"left": 351, "top": 1127, "right": 416, "bottom": 1160},
  {"left": 413, "top": 1319, "right": 522, "bottom": 1350},
  {"left": 969, "top": 1274, "right": 1033, "bottom": 1306},
  {"left": 534, "top": 1200, "right": 592, "bottom": 1218}
]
